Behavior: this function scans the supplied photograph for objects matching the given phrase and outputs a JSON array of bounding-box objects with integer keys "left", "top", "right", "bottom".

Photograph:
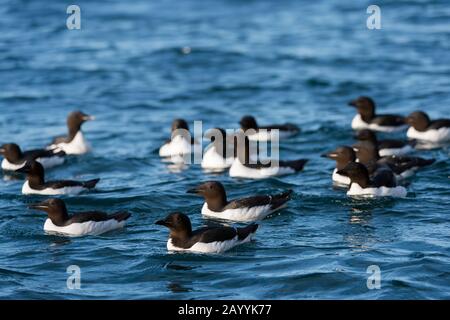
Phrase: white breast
[
  {"left": 166, "top": 232, "right": 255, "bottom": 254},
  {"left": 159, "top": 135, "right": 200, "bottom": 158},
  {"left": 332, "top": 168, "right": 351, "bottom": 186},
  {"left": 229, "top": 159, "right": 294, "bottom": 179},
  {"left": 201, "top": 202, "right": 276, "bottom": 222},
  {"left": 1, "top": 158, "right": 26, "bottom": 171},
  {"left": 201, "top": 145, "right": 234, "bottom": 171},
  {"left": 407, "top": 126, "right": 450, "bottom": 143},
  {"left": 347, "top": 183, "right": 407, "bottom": 198},
  {"left": 351, "top": 114, "right": 407, "bottom": 132},
  {"left": 379, "top": 145, "right": 413, "bottom": 157},
  {"left": 43, "top": 218, "right": 126, "bottom": 236},
  {"left": 22, "top": 180, "right": 85, "bottom": 195},
  {"left": 36, "top": 156, "right": 65, "bottom": 169},
  {"left": 49, "top": 131, "right": 90, "bottom": 155}
]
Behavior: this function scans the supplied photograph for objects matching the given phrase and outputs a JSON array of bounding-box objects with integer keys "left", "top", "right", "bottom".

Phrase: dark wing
[
  {"left": 23, "top": 148, "right": 65, "bottom": 161},
  {"left": 191, "top": 226, "right": 237, "bottom": 244},
  {"left": 236, "top": 224, "right": 258, "bottom": 240},
  {"left": 429, "top": 119, "right": 450, "bottom": 130},
  {"left": 68, "top": 211, "right": 130, "bottom": 224},
  {"left": 380, "top": 156, "right": 435, "bottom": 173},
  {"left": 372, "top": 115, "right": 405, "bottom": 126},
  {"left": 279, "top": 159, "right": 308, "bottom": 171},
  {"left": 44, "top": 180, "right": 85, "bottom": 189},
  {"left": 378, "top": 139, "right": 407, "bottom": 149},
  {"left": 371, "top": 168, "right": 397, "bottom": 188},
  {"left": 224, "top": 190, "right": 292, "bottom": 211},
  {"left": 260, "top": 123, "right": 300, "bottom": 132}
]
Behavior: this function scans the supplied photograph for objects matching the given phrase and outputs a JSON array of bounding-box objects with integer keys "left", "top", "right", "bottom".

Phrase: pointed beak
[
  {"left": 155, "top": 219, "right": 170, "bottom": 227},
  {"left": 28, "top": 202, "right": 49, "bottom": 210},
  {"left": 16, "top": 165, "right": 30, "bottom": 174},
  {"left": 321, "top": 152, "right": 338, "bottom": 159},
  {"left": 186, "top": 186, "right": 201, "bottom": 194},
  {"left": 348, "top": 100, "right": 357, "bottom": 107},
  {"left": 83, "top": 115, "right": 95, "bottom": 121}
]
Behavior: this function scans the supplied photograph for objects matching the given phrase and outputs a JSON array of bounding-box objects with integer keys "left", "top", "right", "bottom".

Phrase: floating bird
[
  {"left": 159, "top": 119, "right": 200, "bottom": 160},
  {"left": 337, "top": 162, "right": 407, "bottom": 198},
  {"left": 187, "top": 181, "right": 292, "bottom": 222},
  {"left": 29, "top": 198, "right": 130, "bottom": 236},
  {"left": 0, "top": 143, "right": 65, "bottom": 171},
  {"left": 406, "top": 111, "right": 450, "bottom": 143},
  {"left": 47, "top": 111, "right": 94, "bottom": 155},
  {"left": 17, "top": 160, "right": 99, "bottom": 195},
  {"left": 348, "top": 97, "right": 407, "bottom": 132},
  {"left": 354, "top": 129, "right": 415, "bottom": 156},
  {"left": 354, "top": 141, "right": 435, "bottom": 179},
  {"left": 229, "top": 134, "right": 307, "bottom": 179},
  {"left": 201, "top": 128, "right": 235, "bottom": 171},
  {"left": 321, "top": 146, "right": 356, "bottom": 185},
  {"left": 239, "top": 115, "right": 300, "bottom": 141},
  {"left": 155, "top": 212, "right": 258, "bottom": 254}
]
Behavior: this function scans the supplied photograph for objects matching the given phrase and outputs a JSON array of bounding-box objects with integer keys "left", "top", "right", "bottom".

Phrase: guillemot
[
  {"left": 321, "top": 146, "right": 356, "bottom": 186},
  {"left": 155, "top": 212, "right": 258, "bottom": 254},
  {"left": 201, "top": 128, "right": 235, "bottom": 172},
  {"left": 337, "top": 162, "right": 407, "bottom": 198},
  {"left": 47, "top": 110, "right": 94, "bottom": 155},
  {"left": 0, "top": 143, "right": 65, "bottom": 171},
  {"left": 17, "top": 160, "right": 99, "bottom": 195},
  {"left": 354, "top": 129, "right": 415, "bottom": 156},
  {"left": 159, "top": 119, "right": 200, "bottom": 160},
  {"left": 239, "top": 115, "right": 300, "bottom": 141},
  {"left": 348, "top": 97, "right": 407, "bottom": 132},
  {"left": 229, "top": 134, "right": 307, "bottom": 179},
  {"left": 406, "top": 111, "right": 450, "bottom": 143},
  {"left": 29, "top": 198, "right": 130, "bottom": 236},
  {"left": 187, "top": 181, "right": 292, "bottom": 222},
  {"left": 354, "top": 141, "right": 435, "bottom": 179}
]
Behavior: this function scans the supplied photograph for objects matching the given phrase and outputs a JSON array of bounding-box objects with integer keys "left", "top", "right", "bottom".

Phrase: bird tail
[
  {"left": 110, "top": 211, "right": 131, "bottom": 222},
  {"left": 236, "top": 224, "right": 259, "bottom": 241},
  {"left": 282, "top": 159, "right": 308, "bottom": 171},
  {"left": 83, "top": 178, "right": 100, "bottom": 189}
]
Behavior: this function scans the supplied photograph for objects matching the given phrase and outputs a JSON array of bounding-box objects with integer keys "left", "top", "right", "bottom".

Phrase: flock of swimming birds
[{"left": 1, "top": 97, "right": 449, "bottom": 253}]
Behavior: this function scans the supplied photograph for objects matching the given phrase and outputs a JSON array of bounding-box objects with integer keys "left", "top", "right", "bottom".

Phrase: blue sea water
[{"left": 0, "top": 0, "right": 449, "bottom": 299}]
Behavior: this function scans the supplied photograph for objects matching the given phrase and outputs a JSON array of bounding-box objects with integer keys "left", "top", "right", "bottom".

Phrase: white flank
[
  {"left": 36, "top": 156, "right": 65, "bottom": 169},
  {"left": 351, "top": 114, "right": 408, "bottom": 132},
  {"left": 43, "top": 218, "right": 126, "bottom": 236},
  {"left": 201, "top": 202, "right": 280, "bottom": 222},
  {"left": 48, "top": 131, "right": 90, "bottom": 155},
  {"left": 407, "top": 126, "right": 450, "bottom": 143},
  {"left": 166, "top": 232, "right": 255, "bottom": 254},
  {"left": 22, "top": 180, "right": 86, "bottom": 195},
  {"left": 247, "top": 130, "right": 295, "bottom": 142},
  {"left": 347, "top": 183, "right": 407, "bottom": 198},
  {"left": 379, "top": 145, "right": 413, "bottom": 157},
  {"left": 229, "top": 159, "right": 294, "bottom": 179},
  {"left": 201, "top": 145, "right": 234, "bottom": 171},
  {"left": 159, "top": 135, "right": 199, "bottom": 158}
]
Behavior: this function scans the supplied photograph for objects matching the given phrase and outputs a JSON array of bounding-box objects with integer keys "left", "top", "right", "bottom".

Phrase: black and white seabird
[
  {"left": 354, "top": 141, "right": 435, "bottom": 179},
  {"left": 159, "top": 119, "right": 200, "bottom": 159},
  {"left": 187, "top": 181, "right": 292, "bottom": 222},
  {"left": 406, "top": 111, "right": 450, "bottom": 143},
  {"left": 348, "top": 97, "right": 407, "bottom": 132},
  {"left": 229, "top": 134, "right": 307, "bottom": 179},
  {"left": 0, "top": 143, "right": 65, "bottom": 171},
  {"left": 201, "top": 128, "right": 235, "bottom": 171},
  {"left": 354, "top": 129, "right": 415, "bottom": 156},
  {"left": 47, "top": 110, "right": 95, "bottom": 155},
  {"left": 321, "top": 146, "right": 356, "bottom": 185},
  {"left": 29, "top": 198, "right": 130, "bottom": 236},
  {"left": 155, "top": 212, "right": 258, "bottom": 253},
  {"left": 239, "top": 115, "right": 300, "bottom": 141},
  {"left": 337, "top": 162, "right": 407, "bottom": 198},
  {"left": 17, "top": 160, "right": 99, "bottom": 195}
]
